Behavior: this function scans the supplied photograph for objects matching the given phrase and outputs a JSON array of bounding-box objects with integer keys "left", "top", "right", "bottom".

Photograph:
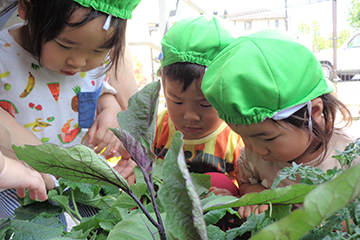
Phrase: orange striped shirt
[{"left": 153, "top": 109, "right": 244, "bottom": 179}]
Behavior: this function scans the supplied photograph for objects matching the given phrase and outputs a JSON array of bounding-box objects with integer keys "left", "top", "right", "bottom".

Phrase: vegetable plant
[{"left": 2, "top": 80, "right": 360, "bottom": 240}]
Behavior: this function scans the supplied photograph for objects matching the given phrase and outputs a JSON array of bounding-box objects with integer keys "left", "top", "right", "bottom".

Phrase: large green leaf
[
  {"left": 12, "top": 144, "right": 130, "bottom": 191},
  {"left": 14, "top": 200, "right": 63, "bottom": 221},
  {"left": 11, "top": 217, "right": 64, "bottom": 240},
  {"left": 116, "top": 80, "right": 160, "bottom": 153},
  {"left": 251, "top": 161, "right": 360, "bottom": 240},
  {"left": 108, "top": 212, "right": 166, "bottom": 240},
  {"left": 202, "top": 184, "right": 316, "bottom": 212},
  {"left": 158, "top": 131, "right": 207, "bottom": 240}
]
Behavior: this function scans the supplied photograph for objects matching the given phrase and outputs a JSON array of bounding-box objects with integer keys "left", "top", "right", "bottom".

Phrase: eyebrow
[
  {"left": 57, "top": 37, "right": 109, "bottom": 49},
  {"left": 249, "top": 132, "right": 273, "bottom": 138},
  {"left": 57, "top": 37, "right": 79, "bottom": 45}
]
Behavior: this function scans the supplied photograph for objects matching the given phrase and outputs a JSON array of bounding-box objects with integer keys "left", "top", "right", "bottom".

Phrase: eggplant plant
[{"left": 2, "top": 80, "right": 360, "bottom": 240}]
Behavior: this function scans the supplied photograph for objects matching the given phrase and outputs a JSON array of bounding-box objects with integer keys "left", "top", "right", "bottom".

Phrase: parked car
[{"left": 314, "top": 32, "right": 360, "bottom": 81}]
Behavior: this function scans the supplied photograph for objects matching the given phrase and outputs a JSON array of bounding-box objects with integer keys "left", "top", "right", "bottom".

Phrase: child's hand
[
  {"left": 238, "top": 205, "right": 269, "bottom": 219},
  {"left": 0, "top": 152, "right": 47, "bottom": 201},
  {"left": 113, "top": 158, "right": 137, "bottom": 185},
  {"left": 208, "top": 186, "right": 234, "bottom": 196},
  {"left": 86, "top": 108, "right": 124, "bottom": 158}
]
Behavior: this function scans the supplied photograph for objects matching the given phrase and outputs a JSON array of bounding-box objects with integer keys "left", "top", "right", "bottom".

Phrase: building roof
[{"left": 224, "top": 8, "right": 286, "bottom": 21}]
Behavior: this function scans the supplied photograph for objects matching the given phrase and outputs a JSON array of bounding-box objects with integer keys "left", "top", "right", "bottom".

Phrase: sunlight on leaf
[
  {"left": 13, "top": 144, "right": 130, "bottom": 191},
  {"left": 251, "top": 161, "right": 360, "bottom": 240},
  {"left": 203, "top": 184, "right": 315, "bottom": 212}
]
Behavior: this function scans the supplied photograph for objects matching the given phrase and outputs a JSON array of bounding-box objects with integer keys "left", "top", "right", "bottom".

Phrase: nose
[
  {"left": 183, "top": 106, "right": 200, "bottom": 121},
  {"left": 66, "top": 54, "right": 87, "bottom": 69}
]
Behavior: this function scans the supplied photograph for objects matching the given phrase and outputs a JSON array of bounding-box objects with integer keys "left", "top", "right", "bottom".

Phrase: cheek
[
  {"left": 203, "top": 108, "right": 222, "bottom": 123},
  {"left": 273, "top": 135, "right": 309, "bottom": 159}
]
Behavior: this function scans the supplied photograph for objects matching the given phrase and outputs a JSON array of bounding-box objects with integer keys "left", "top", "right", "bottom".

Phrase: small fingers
[{"left": 16, "top": 189, "right": 26, "bottom": 198}]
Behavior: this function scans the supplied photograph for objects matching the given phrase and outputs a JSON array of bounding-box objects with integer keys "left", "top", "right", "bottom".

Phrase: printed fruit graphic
[
  {"left": 20, "top": 72, "right": 35, "bottom": 98},
  {"left": 24, "top": 118, "right": 51, "bottom": 132},
  {"left": 47, "top": 116, "right": 55, "bottom": 122},
  {"left": 4, "top": 83, "right": 11, "bottom": 91},
  {"left": 62, "top": 119, "right": 74, "bottom": 133},
  {"left": 31, "top": 63, "right": 40, "bottom": 71},
  {"left": 41, "top": 137, "right": 50, "bottom": 143},
  {"left": 47, "top": 82, "right": 60, "bottom": 102},
  {"left": 71, "top": 85, "right": 80, "bottom": 112},
  {"left": 0, "top": 71, "right": 10, "bottom": 79},
  {"left": 35, "top": 104, "right": 42, "bottom": 111},
  {"left": 0, "top": 100, "right": 18, "bottom": 118},
  {"left": 58, "top": 119, "right": 81, "bottom": 144},
  {"left": 80, "top": 72, "right": 86, "bottom": 78}
]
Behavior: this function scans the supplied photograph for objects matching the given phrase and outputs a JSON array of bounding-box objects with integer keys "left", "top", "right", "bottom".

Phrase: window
[
  {"left": 348, "top": 35, "right": 360, "bottom": 48},
  {"left": 275, "top": 20, "right": 279, "bottom": 29},
  {"left": 244, "top": 21, "right": 252, "bottom": 30}
]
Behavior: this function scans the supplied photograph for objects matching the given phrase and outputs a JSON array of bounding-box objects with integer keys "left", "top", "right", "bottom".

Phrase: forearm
[
  {"left": 108, "top": 42, "right": 138, "bottom": 111},
  {"left": 0, "top": 108, "right": 42, "bottom": 158},
  {"left": 97, "top": 93, "right": 122, "bottom": 115}
]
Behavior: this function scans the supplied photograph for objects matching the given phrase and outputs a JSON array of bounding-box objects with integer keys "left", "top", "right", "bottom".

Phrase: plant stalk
[
  {"left": 133, "top": 162, "right": 166, "bottom": 240},
  {"left": 126, "top": 190, "right": 166, "bottom": 240}
]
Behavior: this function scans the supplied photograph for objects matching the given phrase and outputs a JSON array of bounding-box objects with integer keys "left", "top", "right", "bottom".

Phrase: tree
[
  {"left": 348, "top": 0, "right": 360, "bottom": 30},
  {"left": 329, "top": 29, "right": 351, "bottom": 48},
  {"left": 298, "top": 22, "right": 310, "bottom": 34}
]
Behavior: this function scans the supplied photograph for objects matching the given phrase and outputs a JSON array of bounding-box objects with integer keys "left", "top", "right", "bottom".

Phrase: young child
[
  {"left": 154, "top": 15, "right": 244, "bottom": 197},
  {"left": 201, "top": 29, "right": 360, "bottom": 218},
  {"left": 0, "top": 0, "right": 141, "bottom": 218}
]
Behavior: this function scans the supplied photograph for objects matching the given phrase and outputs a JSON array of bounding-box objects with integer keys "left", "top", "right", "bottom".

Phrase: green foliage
[
  {"left": 348, "top": 0, "right": 360, "bottom": 30},
  {"left": 298, "top": 22, "right": 350, "bottom": 52},
  {"left": 298, "top": 22, "right": 310, "bottom": 34},
  {"left": 6, "top": 80, "right": 360, "bottom": 240}
]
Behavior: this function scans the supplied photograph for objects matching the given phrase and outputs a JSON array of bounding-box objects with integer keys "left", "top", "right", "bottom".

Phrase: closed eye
[
  {"left": 94, "top": 49, "right": 106, "bottom": 53},
  {"left": 173, "top": 101, "right": 183, "bottom": 105},
  {"left": 56, "top": 41, "right": 71, "bottom": 50},
  {"left": 200, "top": 104, "right": 212, "bottom": 107},
  {"left": 264, "top": 137, "right": 277, "bottom": 142}
]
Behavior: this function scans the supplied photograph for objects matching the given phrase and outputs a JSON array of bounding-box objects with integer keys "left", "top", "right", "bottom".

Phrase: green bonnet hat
[
  {"left": 159, "top": 15, "right": 235, "bottom": 68},
  {"left": 72, "top": 0, "right": 141, "bottom": 19},
  {"left": 201, "top": 29, "right": 335, "bottom": 125}
]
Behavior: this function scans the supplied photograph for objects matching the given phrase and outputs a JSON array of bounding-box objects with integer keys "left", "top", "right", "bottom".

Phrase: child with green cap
[
  {"left": 0, "top": 0, "right": 140, "bottom": 220},
  {"left": 154, "top": 15, "right": 244, "bottom": 197},
  {"left": 201, "top": 29, "right": 360, "bottom": 218}
]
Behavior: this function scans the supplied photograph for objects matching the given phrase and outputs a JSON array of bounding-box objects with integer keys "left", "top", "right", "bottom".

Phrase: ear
[
  {"left": 17, "top": 1, "right": 28, "bottom": 21},
  {"left": 310, "top": 97, "right": 323, "bottom": 124}
]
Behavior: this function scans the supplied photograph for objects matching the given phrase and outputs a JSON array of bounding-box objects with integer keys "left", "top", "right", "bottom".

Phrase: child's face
[
  {"left": 228, "top": 119, "right": 313, "bottom": 164},
  {"left": 163, "top": 78, "right": 223, "bottom": 140},
  {"left": 40, "top": 8, "right": 113, "bottom": 75}
]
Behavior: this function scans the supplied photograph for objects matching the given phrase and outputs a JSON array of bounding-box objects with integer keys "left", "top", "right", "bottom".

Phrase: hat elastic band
[
  {"left": 103, "top": 14, "right": 113, "bottom": 30},
  {"left": 271, "top": 100, "right": 313, "bottom": 133}
]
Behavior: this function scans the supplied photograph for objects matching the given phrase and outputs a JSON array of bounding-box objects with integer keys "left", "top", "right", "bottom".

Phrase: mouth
[
  {"left": 184, "top": 127, "right": 202, "bottom": 133},
  {"left": 60, "top": 70, "right": 77, "bottom": 76}
]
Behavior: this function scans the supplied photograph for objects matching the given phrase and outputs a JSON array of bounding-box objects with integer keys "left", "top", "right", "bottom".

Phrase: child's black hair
[
  {"left": 1, "top": 0, "right": 126, "bottom": 73},
  {"left": 161, "top": 62, "right": 206, "bottom": 92}
]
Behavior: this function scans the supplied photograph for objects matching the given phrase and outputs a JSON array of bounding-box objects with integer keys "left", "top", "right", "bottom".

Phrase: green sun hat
[
  {"left": 201, "top": 29, "right": 335, "bottom": 125},
  {"left": 72, "top": 0, "right": 141, "bottom": 19},
  {"left": 159, "top": 15, "right": 235, "bottom": 69}
]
